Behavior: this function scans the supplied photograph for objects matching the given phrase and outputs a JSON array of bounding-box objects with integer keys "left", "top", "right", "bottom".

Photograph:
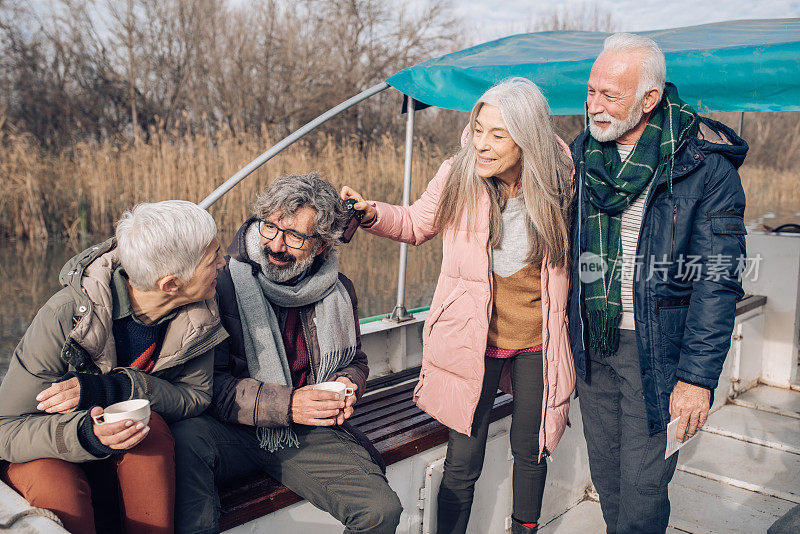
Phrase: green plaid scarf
[{"left": 582, "top": 82, "right": 698, "bottom": 356}]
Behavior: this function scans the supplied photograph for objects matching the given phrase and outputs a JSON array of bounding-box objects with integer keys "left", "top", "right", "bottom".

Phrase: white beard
[{"left": 588, "top": 97, "right": 645, "bottom": 143}]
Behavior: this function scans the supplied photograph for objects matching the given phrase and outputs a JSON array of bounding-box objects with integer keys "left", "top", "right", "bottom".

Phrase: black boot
[{"left": 511, "top": 516, "right": 539, "bottom": 533}]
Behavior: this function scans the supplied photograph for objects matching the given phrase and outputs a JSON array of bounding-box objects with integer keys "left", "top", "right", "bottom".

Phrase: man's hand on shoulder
[
  {"left": 669, "top": 380, "right": 711, "bottom": 442},
  {"left": 335, "top": 376, "right": 358, "bottom": 425},
  {"left": 290, "top": 385, "right": 346, "bottom": 426}
]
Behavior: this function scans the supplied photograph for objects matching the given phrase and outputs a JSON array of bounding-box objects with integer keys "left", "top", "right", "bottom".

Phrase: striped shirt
[{"left": 617, "top": 143, "right": 653, "bottom": 331}]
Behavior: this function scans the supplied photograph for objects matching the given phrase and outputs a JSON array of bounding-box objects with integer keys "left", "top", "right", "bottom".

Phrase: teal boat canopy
[{"left": 386, "top": 19, "right": 800, "bottom": 115}]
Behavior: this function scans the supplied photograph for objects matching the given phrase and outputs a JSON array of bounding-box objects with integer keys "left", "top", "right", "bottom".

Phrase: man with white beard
[{"left": 567, "top": 34, "right": 748, "bottom": 533}]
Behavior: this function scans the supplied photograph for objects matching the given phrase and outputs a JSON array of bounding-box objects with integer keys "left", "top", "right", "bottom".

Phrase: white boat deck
[{"left": 541, "top": 383, "right": 800, "bottom": 533}]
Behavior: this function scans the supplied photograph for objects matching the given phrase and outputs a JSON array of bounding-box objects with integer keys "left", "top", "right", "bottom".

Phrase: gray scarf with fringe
[{"left": 229, "top": 224, "right": 356, "bottom": 451}]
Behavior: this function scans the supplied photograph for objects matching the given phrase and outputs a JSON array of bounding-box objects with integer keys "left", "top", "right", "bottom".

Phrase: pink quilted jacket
[{"left": 365, "top": 156, "right": 575, "bottom": 459}]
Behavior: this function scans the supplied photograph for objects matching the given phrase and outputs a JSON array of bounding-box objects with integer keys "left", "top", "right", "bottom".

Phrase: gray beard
[
  {"left": 261, "top": 247, "right": 317, "bottom": 282},
  {"left": 588, "top": 97, "right": 645, "bottom": 143},
  {"left": 244, "top": 221, "right": 318, "bottom": 283}
]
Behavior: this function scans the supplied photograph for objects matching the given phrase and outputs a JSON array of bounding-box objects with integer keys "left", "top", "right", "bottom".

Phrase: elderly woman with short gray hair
[{"left": 0, "top": 200, "right": 227, "bottom": 534}]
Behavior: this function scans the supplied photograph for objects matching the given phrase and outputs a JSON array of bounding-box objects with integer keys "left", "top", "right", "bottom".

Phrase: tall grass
[
  {"left": 739, "top": 166, "right": 800, "bottom": 223},
  {"left": 0, "top": 128, "right": 455, "bottom": 317},
  {"left": 1, "top": 127, "right": 799, "bottom": 318},
  {"left": 0, "top": 128, "right": 441, "bottom": 239}
]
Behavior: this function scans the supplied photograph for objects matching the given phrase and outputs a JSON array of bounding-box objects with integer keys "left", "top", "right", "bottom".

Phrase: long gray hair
[{"left": 434, "top": 77, "right": 574, "bottom": 268}]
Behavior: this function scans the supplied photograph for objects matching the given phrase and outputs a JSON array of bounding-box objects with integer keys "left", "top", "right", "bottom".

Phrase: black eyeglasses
[{"left": 258, "top": 220, "right": 318, "bottom": 249}]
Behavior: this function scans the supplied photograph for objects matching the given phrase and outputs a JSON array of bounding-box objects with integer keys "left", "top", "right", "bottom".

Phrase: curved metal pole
[
  {"left": 199, "top": 82, "right": 390, "bottom": 209},
  {"left": 388, "top": 97, "right": 416, "bottom": 323}
]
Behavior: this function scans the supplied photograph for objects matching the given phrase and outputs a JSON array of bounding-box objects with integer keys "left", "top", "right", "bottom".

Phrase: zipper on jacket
[
  {"left": 669, "top": 204, "right": 678, "bottom": 263},
  {"left": 631, "top": 168, "right": 660, "bottom": 331},
  {"left": 301, "top": 308, "right": 318, "bottom": 384},
  {"left": 486, "top": 240, "right": 493, "bottom": 324}
]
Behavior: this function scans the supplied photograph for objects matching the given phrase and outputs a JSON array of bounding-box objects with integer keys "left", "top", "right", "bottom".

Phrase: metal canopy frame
[
  {"left": 388, "top": 97, "right": 416, "bottom": 323},
  {"left": 199, "top": 82, "right": 419, "bottom": 323},
  {"left": 199, "top": 82, "right": 390, "bottom": 210}
]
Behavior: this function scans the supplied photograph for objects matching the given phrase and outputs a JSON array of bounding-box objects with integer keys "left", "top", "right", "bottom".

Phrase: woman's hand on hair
[{"left": 340, "top": 186, "right": 376, "bottom": 225}]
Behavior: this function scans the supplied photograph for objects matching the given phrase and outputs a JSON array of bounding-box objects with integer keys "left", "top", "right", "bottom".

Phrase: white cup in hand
[
  {"left": 91, "top": 399, "right": 151, "bottom": 426},
  {"left": 313, "top": 381, "right": 355, "bottom": 401}
]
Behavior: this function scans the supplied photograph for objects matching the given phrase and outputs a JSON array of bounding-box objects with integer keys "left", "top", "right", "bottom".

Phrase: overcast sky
[{"left": 456, "top": 0, "right": 800, "bottom": 41}]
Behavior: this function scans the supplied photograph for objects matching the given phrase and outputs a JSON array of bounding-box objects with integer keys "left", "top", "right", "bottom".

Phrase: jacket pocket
[
  {"left": 657, "top": 304, "right": 689, "bottom": 382},
  {"left": 709, "top": 212, "right": 747, "bottom": 234},
  {"left": 423, "top": 282, "right": 468, "bottom": 340},
  {"left": 423, "top": 281, "right": 481, "bottom": 380},
  {"left": 708, "top": 211, "right": 747, "bottom": 279},
  {"left": 413, "top": 367, "right": 425, "bottom": 401}
]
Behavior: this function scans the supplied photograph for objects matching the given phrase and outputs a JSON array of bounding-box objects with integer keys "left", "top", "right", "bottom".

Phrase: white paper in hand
[{"left": 665, "top": 418, "right": 698, "bottom": 459}]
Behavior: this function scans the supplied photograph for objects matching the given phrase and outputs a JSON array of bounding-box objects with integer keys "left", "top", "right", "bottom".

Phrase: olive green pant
[{"left": 171, "top": 414, "right": 401, "bottom": 534}]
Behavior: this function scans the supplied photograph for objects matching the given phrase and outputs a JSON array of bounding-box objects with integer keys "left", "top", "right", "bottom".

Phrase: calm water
[{"left": 2, "top": 207, "right": 798, "bottom": 380}]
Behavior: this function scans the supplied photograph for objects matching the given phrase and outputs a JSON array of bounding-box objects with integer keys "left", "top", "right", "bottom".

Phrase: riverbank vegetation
[
  {"left": 3, "top": 113, "right": 798, "bottom": 240},
  {"left": 1, "top": 0, "right": 798, "bottom": 243}
]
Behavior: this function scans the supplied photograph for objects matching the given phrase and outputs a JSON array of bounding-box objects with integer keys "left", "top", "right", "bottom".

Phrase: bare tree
[
  {"left": 533, "top": 2, "right": 616, "bottom": 32},
  {"left": 0, "top": 0, "right": 463, "bottom": 147}
]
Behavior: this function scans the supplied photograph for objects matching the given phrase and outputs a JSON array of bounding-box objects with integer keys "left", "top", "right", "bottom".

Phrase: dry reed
[
  {"left": 738, "top": 165, "right": 800, "bottom": 222},
  {"left": 1, "top": 130, "right": 799, "bottom": 319},
  {"left": 0, "top": 128, "right": 455, "bottom": 317}
]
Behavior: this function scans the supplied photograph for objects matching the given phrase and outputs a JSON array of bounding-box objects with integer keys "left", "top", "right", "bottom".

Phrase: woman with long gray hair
[{"left": 341, "top": 77, "right": 575, "bottom": 533}]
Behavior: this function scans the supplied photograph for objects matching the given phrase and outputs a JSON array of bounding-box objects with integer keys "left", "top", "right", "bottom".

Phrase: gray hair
[
  {"left": 602, "top": 32, "right": 666, "bottom": 101},
  {"left": 253, "top": 172, "right": 347, "bottom": 255},
  {"left": 116, "top": 200, "right": 218, "bottom": 290},
  {"left": 434, "top": 77, "right": 574, "bottom": 269}
]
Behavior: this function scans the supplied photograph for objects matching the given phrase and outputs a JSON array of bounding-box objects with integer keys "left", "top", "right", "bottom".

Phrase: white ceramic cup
[
  {"left": 91, "top": 399, "right": 151, "bottom": 426},
  {"left": 313, "top": 381, "right": 355, "bottom": 400}
]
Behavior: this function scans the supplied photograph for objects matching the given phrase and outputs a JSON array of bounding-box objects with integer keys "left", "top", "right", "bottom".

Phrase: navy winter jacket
[{"left": 568, "top": 117, "right": 748, "bottom": 434}]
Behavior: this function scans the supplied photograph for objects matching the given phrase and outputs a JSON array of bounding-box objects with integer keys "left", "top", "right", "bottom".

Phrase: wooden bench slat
[
  {"left": 352, "top": 381, "right": 415, "bottom": 408},
  {"left": 351, "top": 404, "right": 421, "bottom": 433},
  {"left": 347, "top": 396, "right": 415, "bottom": 425},
  {"left": 736, "top": 294, "right": 767, "bottom": 316},
  {"left": 364, "top": 410, "right": 445, "bottom": 443},
  {"left": 353, "top": 388, "right": 412, "bottom": 410}
]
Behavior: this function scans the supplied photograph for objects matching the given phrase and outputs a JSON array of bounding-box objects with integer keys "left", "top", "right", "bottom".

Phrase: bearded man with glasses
[{"left": 170, "top": 172, "right": 402, "bottom": 534}]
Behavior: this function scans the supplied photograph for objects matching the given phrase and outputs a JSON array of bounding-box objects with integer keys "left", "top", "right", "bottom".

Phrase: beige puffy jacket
[{"left": 0, "top": 238, "right": 227, "bottom": 463}]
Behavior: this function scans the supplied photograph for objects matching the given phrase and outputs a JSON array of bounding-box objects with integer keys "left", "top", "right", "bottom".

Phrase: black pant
[{"left": 437, "top": 351, "right": 546, "bottom": 534}]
